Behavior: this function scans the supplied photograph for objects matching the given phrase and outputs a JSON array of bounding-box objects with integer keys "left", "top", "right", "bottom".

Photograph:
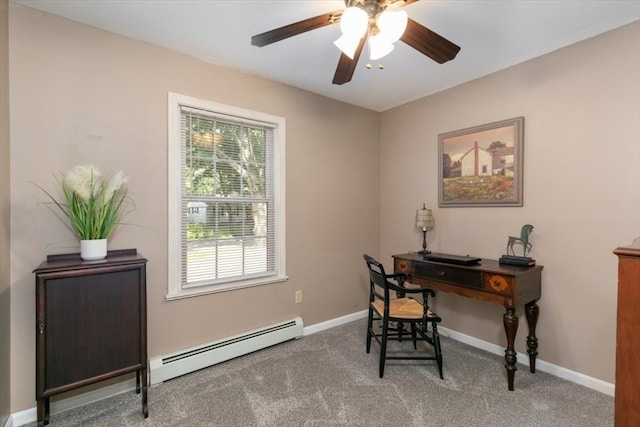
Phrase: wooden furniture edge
[{"left": 46, "top": 248, "right": 138, "bottom": 262}]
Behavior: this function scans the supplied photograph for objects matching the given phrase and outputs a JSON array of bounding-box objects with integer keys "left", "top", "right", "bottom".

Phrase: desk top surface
[{"left": 393, "top": 252, "right": 543, "bottom": 276}]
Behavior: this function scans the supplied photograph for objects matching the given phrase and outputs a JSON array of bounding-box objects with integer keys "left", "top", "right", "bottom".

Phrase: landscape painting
[{"left": 438, "top": 117, "right": 524, "bottom": 207}]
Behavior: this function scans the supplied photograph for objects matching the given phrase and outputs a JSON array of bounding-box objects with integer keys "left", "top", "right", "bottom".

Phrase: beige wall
[
  {"left": 379, "top": 21, "right": 640, "bottom": 383},
  {"left": 1, "top": 0, "right": 12, "bottom": 425},
  {"left": 8, "top": 4, "right": 379, "bottom": 413}
]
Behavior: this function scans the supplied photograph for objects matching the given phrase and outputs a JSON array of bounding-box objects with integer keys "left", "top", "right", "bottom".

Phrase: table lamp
[{"left": 415, "top": 203, "right": 434, "bottom": 254}]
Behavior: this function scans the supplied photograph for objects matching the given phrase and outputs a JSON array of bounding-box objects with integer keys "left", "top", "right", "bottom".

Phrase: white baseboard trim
[
  {"left": 303, "top": 309, "right": 368, "bottom": 336},
  {"left": 439, "top": 325, "right": 615, "bottom": 396},
  {"left": 9, "top": 309, "right": 613, "bottom": 426}
]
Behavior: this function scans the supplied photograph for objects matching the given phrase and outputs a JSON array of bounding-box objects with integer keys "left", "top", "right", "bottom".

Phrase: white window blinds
[{"left": 178, "top": 105, "right": 277, "bottom": 289}]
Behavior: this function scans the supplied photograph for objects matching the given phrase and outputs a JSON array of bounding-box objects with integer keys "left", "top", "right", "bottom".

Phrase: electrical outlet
[{"left": 295, "top": 290, "right": 302, "bottom": 304}]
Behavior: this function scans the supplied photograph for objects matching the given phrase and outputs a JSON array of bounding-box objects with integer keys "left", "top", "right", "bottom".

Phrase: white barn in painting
[{"left": 460, "top": 141, "right": 492, "bottom": 176}]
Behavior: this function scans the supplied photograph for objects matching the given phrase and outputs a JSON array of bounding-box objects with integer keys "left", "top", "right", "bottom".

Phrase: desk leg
[
  {"left": 525, "top": 300, "right": 540, "bottom": 373},
  {"left": 503, "top": 306, "right": 518, "bottom": 391}
]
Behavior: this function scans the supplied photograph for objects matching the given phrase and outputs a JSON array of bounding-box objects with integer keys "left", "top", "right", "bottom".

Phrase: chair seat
[{"left": 372, "top": 297, "right": 437, "bottom": 320}]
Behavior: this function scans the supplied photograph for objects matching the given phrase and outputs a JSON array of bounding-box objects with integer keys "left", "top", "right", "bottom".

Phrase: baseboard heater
[{"left": 149, "top": 317, "right": 303, "bottom": 385}]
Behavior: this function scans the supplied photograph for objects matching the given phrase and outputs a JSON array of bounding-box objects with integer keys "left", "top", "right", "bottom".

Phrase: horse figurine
[{"left": 506, "top": 224, "right": 534, "bottom": 257}]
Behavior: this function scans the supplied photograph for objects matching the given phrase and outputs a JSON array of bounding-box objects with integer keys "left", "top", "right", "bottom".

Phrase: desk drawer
[{"left": 414, "top": 263, "right": 482, "bottom": 289}]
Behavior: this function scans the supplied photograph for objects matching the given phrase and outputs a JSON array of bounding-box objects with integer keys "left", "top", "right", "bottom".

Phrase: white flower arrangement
[{"left": 36, "top": 164, "right": 131, "bottom": 240}]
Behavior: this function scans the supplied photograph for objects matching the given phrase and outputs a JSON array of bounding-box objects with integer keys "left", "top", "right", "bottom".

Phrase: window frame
[{"left": 167, "top": 92, "right": 287, "bottom": 300}]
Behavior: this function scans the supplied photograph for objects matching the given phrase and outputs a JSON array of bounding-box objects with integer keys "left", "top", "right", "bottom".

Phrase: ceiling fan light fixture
[
  {"left": 376, "top": 9, "right": 408, "bottom": 43},
  {"left": 368, "top": 33, "right": 395, "bottom": 60},
  {"left": 333, "top": 34, "right": 362, "bottom": 59},
  {"left": 339, "top": 6, "right": 368, "bottom": 38},
  {"left": 250, "top": 0, "right": 461, "bottom": 85},
  {"left": 334, "top": 6, "right": 368, "bottom": 58}
]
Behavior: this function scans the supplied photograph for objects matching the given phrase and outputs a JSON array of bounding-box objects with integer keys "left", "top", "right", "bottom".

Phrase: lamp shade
[
  {"left": 415, "top": 205, "right": 434, "bottom": 230},
  {"left": 377, "top": 8, "right": 408, "bottom": 43},
  {"left": 368, "top": 34, "right": 395, "bottom": 60},
  {"left": 339, "top": 7, "right": 368, "bottom": 38},
  {"left": 334, "top": 7, "right": 368, "bottom": 58},
  {"left": 334, "top": 34, "right": 362, "bottom": 59}
]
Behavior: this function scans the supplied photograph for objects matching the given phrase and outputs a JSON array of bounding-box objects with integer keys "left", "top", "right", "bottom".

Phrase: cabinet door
[{"left": 40, "top": 267, "right": 143, "bottom": 394}]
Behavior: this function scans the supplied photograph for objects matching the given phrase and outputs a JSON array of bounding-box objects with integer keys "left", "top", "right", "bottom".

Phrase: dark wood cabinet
[
  {"left": 613, "top": 239, "right": 640, "bottom": 427},
  {"left": 33, "top": 249, "right": 148, "bottom": 426}
]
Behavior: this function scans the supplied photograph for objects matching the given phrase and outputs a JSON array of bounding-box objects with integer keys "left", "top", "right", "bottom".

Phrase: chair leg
[
  {"left": 379, "top": 319, "right": 389, "bottom": 378},
  {"left": 366, "top": 307, "right": 374, "bottom": 353},
  {"left": 397, "top": 321, "right": 404, "bottom": 342},
  {"left": 432, "top": 321, "right": 444, "bottom": 379}
]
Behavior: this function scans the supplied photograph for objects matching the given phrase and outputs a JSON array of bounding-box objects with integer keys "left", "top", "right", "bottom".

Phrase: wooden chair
[{"left": 363, "top": 254, "right": 444, "bottom": 379}]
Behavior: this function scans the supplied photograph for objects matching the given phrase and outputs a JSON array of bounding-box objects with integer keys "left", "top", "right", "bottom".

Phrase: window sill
[{"left": 165, "top": 275, "right": 289, "bottom": 301}]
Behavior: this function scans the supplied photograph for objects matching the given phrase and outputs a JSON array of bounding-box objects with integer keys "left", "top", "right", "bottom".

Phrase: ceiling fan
[{"left": 251, "top": 0, "right": 461, "bottom": 85}]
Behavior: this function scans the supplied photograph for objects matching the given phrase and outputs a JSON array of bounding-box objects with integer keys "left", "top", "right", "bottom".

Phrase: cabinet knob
[
  {"left": 438, "top": 271, "right": 446, "bottom": 277},
  {"left": 38, "top": 323, "right": 45, "bottom": 335}
]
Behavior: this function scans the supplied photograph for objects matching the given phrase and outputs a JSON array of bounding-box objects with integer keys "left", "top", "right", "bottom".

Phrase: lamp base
[{"left": 418, "top": 249, "right": 432, "bottom": 255}]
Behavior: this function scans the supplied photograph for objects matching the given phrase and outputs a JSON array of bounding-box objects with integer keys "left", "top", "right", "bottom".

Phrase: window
[{"left": 167, "top": 93, "right": 286, "bottom": 300}]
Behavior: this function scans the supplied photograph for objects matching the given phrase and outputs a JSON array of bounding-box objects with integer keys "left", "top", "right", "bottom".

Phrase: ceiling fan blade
[
  {"left": 251, "top": 10, "right": 343, "bottom": 47},
  {"left": 400, "top": 18, "right": 460, "bottom": 64},
  {"left": 332, "top": 36, "right": 366, "bottom": 85}
]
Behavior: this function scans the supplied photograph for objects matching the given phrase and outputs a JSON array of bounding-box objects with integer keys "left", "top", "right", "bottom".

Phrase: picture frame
[{"left": 438, "top": 117, "right": 524, "bottom": 207}]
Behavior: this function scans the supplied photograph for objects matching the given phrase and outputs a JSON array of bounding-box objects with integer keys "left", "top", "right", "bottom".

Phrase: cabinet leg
[
  {"left": 36, "top": 397, "right": 51, "bottom": 426},
  {"left": 503, "top": 306, "right": 518, "bottom": 391},
  {"left": 37, "top": 399, "right": 44, "bottom": 427},
  {"left": 143, "top": 392, "right": 149, "bottom": 418},
  {"left": 141, "top": 367, "right": 149, "bottom": 418},
  {"left": 136, "top": 369, "right": 141, "bottom": 394},
  {"left": 525, "top": 300, "right": 540, "bottom": 373},
  {"left": 45, "top": 397, "right": 50, "bottom": 425}
]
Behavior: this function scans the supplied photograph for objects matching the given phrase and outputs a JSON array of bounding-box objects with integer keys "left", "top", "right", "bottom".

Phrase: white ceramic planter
[{"left": 80, "top": 239, "right": 108, "bottom": 260}]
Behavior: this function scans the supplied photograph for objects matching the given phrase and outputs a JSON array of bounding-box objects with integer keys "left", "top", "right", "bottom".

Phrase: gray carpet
[{"left": 29, "top": 318, "right": 613, "bottom": 426}]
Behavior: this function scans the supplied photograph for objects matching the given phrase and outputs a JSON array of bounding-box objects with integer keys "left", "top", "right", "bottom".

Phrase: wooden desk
[{"left": 393, "top": 252, "right": 543, "bottom": 391}]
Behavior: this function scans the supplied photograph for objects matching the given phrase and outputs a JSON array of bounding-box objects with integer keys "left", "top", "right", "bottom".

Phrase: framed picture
[{"left": 438, "top": 117, "right": 524, "bottom": 207}]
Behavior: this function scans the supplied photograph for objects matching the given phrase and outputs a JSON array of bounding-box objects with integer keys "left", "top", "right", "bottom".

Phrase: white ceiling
[{"left": 12, "top": 0, "right": 640, "bottom": 112}]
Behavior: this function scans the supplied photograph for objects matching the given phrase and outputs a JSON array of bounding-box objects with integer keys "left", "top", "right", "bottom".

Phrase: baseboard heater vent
[{"left": 149, "top": 316, "right": 303, "bottom": 385}]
